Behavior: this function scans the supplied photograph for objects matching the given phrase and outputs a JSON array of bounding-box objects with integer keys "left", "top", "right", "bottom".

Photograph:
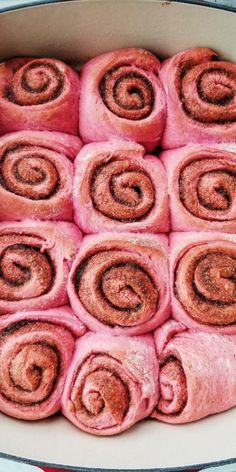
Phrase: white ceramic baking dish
[{"left": 0, "top": 1, "right": 235, "bottom": 470}]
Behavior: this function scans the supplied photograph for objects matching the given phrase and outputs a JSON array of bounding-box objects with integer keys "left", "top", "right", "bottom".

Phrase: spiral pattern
[
  {"left": 178, "top": 60, "right": 236, "bottom": 124},
  {"left": 99, "top": 65, "right": 154, "bottom": 120},
  {"left": 0, "top": 318, "right": 74, "bottom": 419},
  {"left": 69, "top": 354, "right": 130, "bottom": 429},
  {"left": 6, "top": 60, "right": 64, "bottom": 106},
  {"left": 0, "top": 233, "right": 54, "bottom": 301},
  {"left": 74, "top": 249, "right": 158, "bottom": 327},
  {"left": 179, "top": 151, "right": 236, "bottom": 222},
  {"left": 0, "top": 143, "right": 60, "bottom": 200},
  {"left": 91, "top": 159, "right": 155, "bottom": 221},
  {"left": 174, "top": 241, "right": 236, "bottom": 325},
  {"left": 157, "top": 357, "right": 187, "bottom": 416}
]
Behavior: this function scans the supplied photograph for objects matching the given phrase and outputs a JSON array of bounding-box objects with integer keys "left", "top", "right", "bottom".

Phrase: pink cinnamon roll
[
  {"left": 152, "top": 320, "right": 236, "bottom": 423},
  {"left": 62, "top": 332, "right": 158, "bottom": 435},
  {"left": 170, "top": 232, "right": 236, "bottom": 334},
  {"left": 160, "top": 48, "right": 236, "bottom": 148},
  {"left": 68, "top": 232, "right": 170, "bottom": 335},
  {"left": 79, "top": 48, "right": 166, "bottom": 151},
  {"left": 0, "top": 220, "right": 82, "bottom": 314},
  {"left": 162, "top": 144, "right": 236, "bottom": 232},
  {"left": 0, "top": 131, "right": 82, "bottom": 221},
  {"left": 0, "top": 58, "right": 80, "bottom": 135},
  {"left": 0, "top": 306, "right": 86, "bottom": 420},
  {"left": 74, "top": 141, "right": 169, "bottom": 233}
]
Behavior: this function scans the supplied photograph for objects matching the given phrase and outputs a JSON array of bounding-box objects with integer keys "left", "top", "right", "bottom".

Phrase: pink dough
[
  {"left": 161, "top": 144, "right": 236, "bottom": 233},
  {"left": 0, "top": 130, "right": 82, "bottom": 221},
  {"left": 0, "top": 306, "right": 86, "bottom": 420},
  {"left": 79, "top": 48, "right": 166, "bottom": 151},
  {"left": 0, "top": 58, "right": 80, "bottom": 135},
  {"left": 67, "top": 232, "right": 170, "bottom": 335},
  {"left": 159, "top": 48, "right": 236, "bottom": 149},
  {"left": 152, "top": 320, "right": 236, "bottom": 423},
  {"left": 73, "top": 140, "right": 169, "bottom": 233},
  {"left": 170, "top": 231, "right": 236, "bottom": 334},
  {"left": 0, "top": 220, "right": 82, "bottom": 314},
  {"left": 62, "top": 332, "right": 158, "bottom": 435}
]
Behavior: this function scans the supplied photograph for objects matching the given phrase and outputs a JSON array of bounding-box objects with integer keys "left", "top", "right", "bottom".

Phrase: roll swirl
[
  {"left": 179, "top": 62, "right": 236, "bottom": 124},
  {"left": 0, "top": 307, "right": 85, "bottom": 420},
  {"left": 74, "top": 141, "right": 169, "bottom": 233},
  {"left": 175, "top": 242, "right": 236, "bottom": 325},
  {"left": 99, "top": 65, "right": 154, "bottom": 120},
  {"left": 91, "top": 160, "right": 154, "bottom": 221},
  {"left": 0, "top": 131, "right": 82, "bottom": 221},
  {"left": 170, "top": 232, "right": 236, "bottom": 333},
  {"left": 179, "top": 154, "right": 236, "bottom": 222},
  {"left": 62, "top": 332, "right": 158, "bottom": 435},
  {"left": 152, "top": 320, "right": 236, "bottom": 423},
  {"left": 160, "top": 48, "right": 236, "bottom": 148},
  {"left": 79, "top": 48, "right": 166, "bottom": 151},
  {"left": 7, "top": 60, "right": 64, "bottom": 106},
  {"left": 0, "top": 221, "right": 82, "bottom": 314},
  {"left": 161, "top": 144, "right": 236, "bottom": 232},
  {"left": 68, "top": 233, "right": 170, "bottom": 335},
  {"left": 0, "top": 58, "right": 80, "bottom": 135}
]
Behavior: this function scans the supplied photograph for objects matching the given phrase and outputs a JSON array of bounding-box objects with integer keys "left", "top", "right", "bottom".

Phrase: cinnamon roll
[
  {"left": 0, "top": 130, "right": 82, "bottom": 221},
  {"left": 161, "top": 144, "right": 236, "bottom": 232},
  {"left": 74, "top": 140, "right": 169, "bottom": 233},
  {"left": 62, "top": 332, "right": 158, "bottom": 435},
  {"left": 160, "top": 48, "right": 236, "bottom": 148},
  {"left": 170, "top": 231, "right": 236, "bottom": 334},
  {"left": 0, "top": 58, "right": 80, "bottom": 135},
  {"left": 79, "top": 48, "right": 166, "bottom": 151},
  {"left": 67, "top": 232, "right": 170, "bottom": 335},
  {"left": 0, "top": 306, "right": 86, "bottom": 420},
  {"left": 0, "top": 220, "right": 82, "bottom": 314},
  {"left": 152, "top": 320, "right": 236, "bottom": 423}
]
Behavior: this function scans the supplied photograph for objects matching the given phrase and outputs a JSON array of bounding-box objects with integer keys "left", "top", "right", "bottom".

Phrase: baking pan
[{"left": 0, "top": 1, "right": 235, "bottom": 470}]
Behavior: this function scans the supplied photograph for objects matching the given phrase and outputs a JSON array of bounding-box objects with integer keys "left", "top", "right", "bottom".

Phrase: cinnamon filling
[
  {"left": 0, "top": 143, "right": 60, "bottom": 200},
  {"left": 6, "top": 60, "right": 64, "bottom": 106},
  {"left": 157, "top": 357, "right": 187, "bottom": 416},
  {"left": 179, "top": 153, "right": 236, "bottom": 222},
  {"left": 0, "top": 321, "right": 62, "bottom": 406},
  {"left": 175, "top": 243, "right": 236, "bottom": 325},
  {"left": 74, "top": 250, "right": 158, "bottom": 327},
  {"left": 177, "top": 60, "right": 236, "bottom": 124},
  {"left": 70, "top": 354, "right": 130, "bottom": 430},
  {"left": 91, "top": 159, "right": 154, "bottom": 221},
  {"left": 99, "top": 65, "right": 154, "bottom": 120},
  {"left": 0, "top": 240, "right": 55, "bottom": 301}
]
